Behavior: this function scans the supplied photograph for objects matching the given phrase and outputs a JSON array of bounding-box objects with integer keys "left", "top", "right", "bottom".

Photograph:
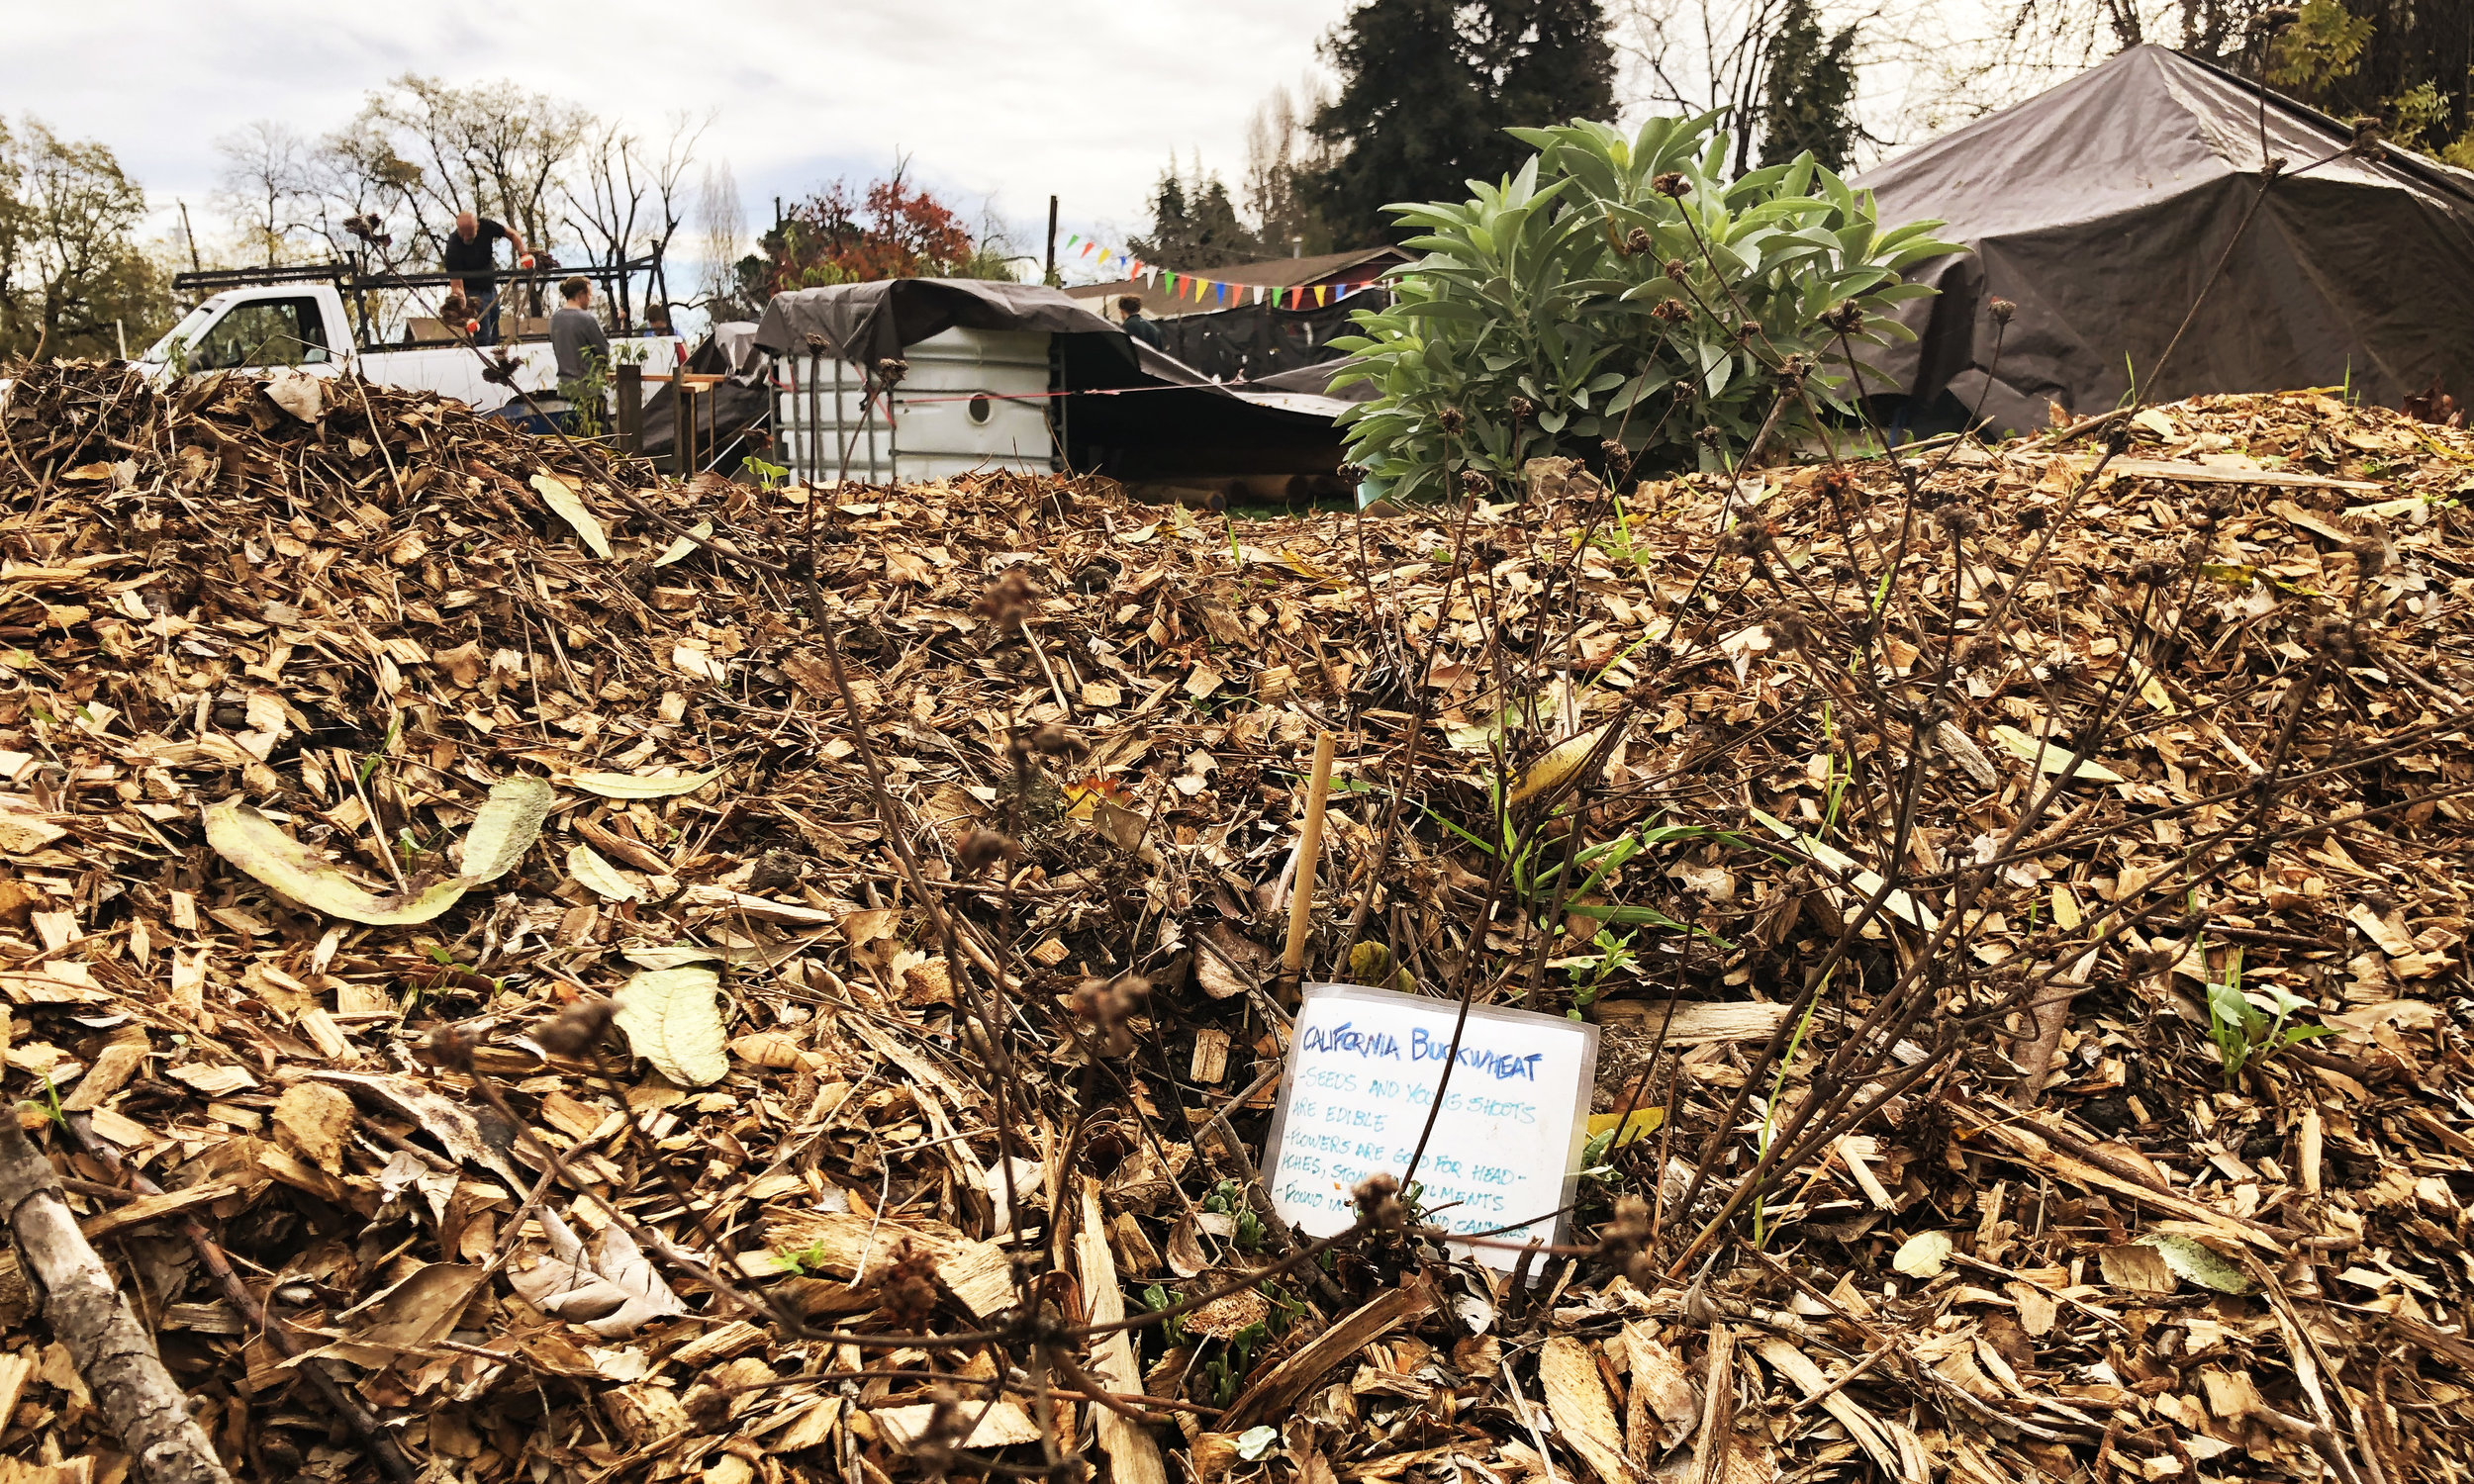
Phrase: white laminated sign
[{"left": 1263, "top": 983, "right": 1599, "bottom": 1270}]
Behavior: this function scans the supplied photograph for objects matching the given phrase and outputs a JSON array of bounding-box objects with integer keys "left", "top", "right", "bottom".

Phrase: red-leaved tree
[{"left": 765, "top": 164, "right": 977, "bottom": 291}]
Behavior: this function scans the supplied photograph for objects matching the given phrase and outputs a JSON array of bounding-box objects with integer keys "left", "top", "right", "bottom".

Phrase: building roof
[{"left": 1066, "top": 244, "right": 1410, "bottom": 320}]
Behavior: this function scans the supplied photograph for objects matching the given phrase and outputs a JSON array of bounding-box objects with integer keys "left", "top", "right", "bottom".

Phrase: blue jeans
[{"left": 470, "top": 287, "right": 503, "bottom": 346}]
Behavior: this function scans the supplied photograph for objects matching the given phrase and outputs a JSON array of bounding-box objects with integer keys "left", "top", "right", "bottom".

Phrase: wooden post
[
  {"left": 1045, "top": 194, "right": 1060, "bottom": 286},
  {"left": 670, "top": 363, "right": 689, "bottom": 480},
  {"left": 1283, "top": 731, "right": 1338, "bottom": 987},
  {"left": 616, "top": 362, "right": 642, "bottom": 454}
]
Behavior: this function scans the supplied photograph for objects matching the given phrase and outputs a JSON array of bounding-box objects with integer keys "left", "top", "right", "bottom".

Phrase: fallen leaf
[
  {"left": 204, "top": 798, "right": 466, "bottom": 925},
  {"left": 531, "top": 473, "right": 613, "bottom": 558},
  {"left": 1892, "top": 1229, "right": 1953, "bottom": 1278},
  {"left": 1506, "top": 725, "right": 1609, "bottom": 806},
  {"left": 569, "top": 767, "right": 723, "bottom": 799},
  {"left": 567, "top": 843, "right": 642, "bottom": 901},
  {"left": 508, "top": 1209, "right": 686, "bottom": 1337},
  {"left": 458, "top": 775, "right": 554, "bottom": 882},
  {"left": 653, "top": 519, "right": 713, "bottom": 567},
  {"left": 614, "top": 965, "right": 729, "bottom": 1086}
]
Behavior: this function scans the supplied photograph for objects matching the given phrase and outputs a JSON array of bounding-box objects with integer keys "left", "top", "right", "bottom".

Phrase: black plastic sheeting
[
  {"left": 1148, "top": 299, "right": 1366, "bottom": 383},
  {"left": 1856, "top": 46, "right": 2474, "bottom": 432}
]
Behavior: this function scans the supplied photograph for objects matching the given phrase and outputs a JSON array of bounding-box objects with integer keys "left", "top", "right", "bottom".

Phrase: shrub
[{"left": 1329, "top": 113, "right": 1960, "bottom": 501}]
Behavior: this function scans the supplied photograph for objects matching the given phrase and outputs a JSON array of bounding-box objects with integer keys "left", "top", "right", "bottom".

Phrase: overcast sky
[{"left": 1, "top": 0, "right": 1355, "bottom": 275}]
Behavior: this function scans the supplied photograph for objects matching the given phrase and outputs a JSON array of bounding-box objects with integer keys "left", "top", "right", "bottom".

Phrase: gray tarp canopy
[{"left": 1856, "top": 45, "right": 2474, "bottom": 431}]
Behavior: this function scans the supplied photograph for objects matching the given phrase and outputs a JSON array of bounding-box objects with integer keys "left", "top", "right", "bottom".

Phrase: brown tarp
[{"left": 1856, "top": 45, "right": 2474, "bottom": 432}]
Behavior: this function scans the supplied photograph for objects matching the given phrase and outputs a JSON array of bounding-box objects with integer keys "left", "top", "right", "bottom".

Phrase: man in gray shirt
[{"left": 550, "top": 276, "right": 612, "bottom": 383}]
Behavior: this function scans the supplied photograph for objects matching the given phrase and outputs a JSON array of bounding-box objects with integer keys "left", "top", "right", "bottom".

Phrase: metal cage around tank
[{"left": 773, "top": 325, "right": 1060, "bottom": 486}]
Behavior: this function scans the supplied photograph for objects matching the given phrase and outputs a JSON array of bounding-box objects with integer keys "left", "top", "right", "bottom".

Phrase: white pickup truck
[{"left": 138, "top": 276, "right": 682, "bottom": 415}]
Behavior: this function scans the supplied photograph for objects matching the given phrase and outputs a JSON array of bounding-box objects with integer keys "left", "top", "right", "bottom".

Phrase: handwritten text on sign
[{"left": 1264, "top": 983, "right": 1598, "bottom": 1269}]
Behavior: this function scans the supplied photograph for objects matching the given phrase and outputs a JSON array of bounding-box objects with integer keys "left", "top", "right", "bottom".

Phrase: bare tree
[
  {"left": 561, "top": 117, "right": 649, "bottom": 325},
  {"left": 356, "top": 76, "right": 593, "bottom": 261},
  {"left": 1243, "top": 78, "right": 1337, "bottom": 256},
  {"left": 213, "top": 121, "right": 321, "bottom": 266},
  {"left": 695, "top": 159, "right": 746, "bottom": 314},
  {"left": 640, "top": 112, "right": 708, "bottom": 317}
]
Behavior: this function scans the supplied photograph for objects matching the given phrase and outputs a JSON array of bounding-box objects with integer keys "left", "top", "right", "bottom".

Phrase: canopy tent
[{"left": 1856, "top": 45, "right": 2474, "bottom": 433}]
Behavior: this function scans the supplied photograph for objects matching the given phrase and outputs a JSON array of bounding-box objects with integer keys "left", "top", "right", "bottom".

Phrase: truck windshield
[
  {"left": 189, "top": 298, "right": 331, "bottom": 370},
  {"left": 143, "top": 303, "right": 220, "bottom": 364}
]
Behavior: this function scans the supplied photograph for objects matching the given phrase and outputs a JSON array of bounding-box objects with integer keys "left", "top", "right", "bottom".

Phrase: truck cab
[
  {"left": 142, "top": 267, "right": 684, "bottom": 417},
  {"left": 144, "top": 286, "right": 346, "bottom": 377}
]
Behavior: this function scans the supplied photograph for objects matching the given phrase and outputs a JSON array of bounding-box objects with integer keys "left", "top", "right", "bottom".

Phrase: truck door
[{"left": 188, "top": 295, "right": 339, "bottom": 375}]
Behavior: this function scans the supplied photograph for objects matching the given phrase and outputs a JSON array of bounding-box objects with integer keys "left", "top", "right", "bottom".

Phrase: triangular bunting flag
[{"left": 1314, "top": 284, "right": 1329, "bottom": 306}]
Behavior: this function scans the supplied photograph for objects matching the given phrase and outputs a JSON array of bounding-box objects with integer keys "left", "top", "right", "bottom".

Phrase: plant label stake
[
  {"left": 1262, "top": 982, "right": 1599, "bottom": 1271},
  {"left": 1281, "top": 730, "right": 1337, "bottom": 995}
]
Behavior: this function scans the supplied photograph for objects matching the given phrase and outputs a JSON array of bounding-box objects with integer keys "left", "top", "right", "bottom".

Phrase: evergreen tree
[
  {"left": 1310, "top": 0, "right": 1616, "bottom": 245},
  {"left": 1308, "top": 0, "right": 1495, "bottom": 245},
  {"left": 1756, "top": 0, "right": 1859, "bottom": 171},
  {"left": 1128, "top": 158, "right": 1261, "bottom": 271},
  {"left": 1480, "top": 0, "right": 1619, "bottom": 170}
]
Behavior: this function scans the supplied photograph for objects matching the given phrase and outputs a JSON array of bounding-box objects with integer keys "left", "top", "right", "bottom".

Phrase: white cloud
[{"left": 4, "top": 0, "right": 1352, "bottom": 265}]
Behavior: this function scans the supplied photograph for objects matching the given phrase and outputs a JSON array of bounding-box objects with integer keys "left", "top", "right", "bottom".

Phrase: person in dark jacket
[
  {"left": 550, "top": 277, "right": 611, "bottom": 382},
  {"left": 1118, "top": 294, "right": 1164, "bottom": 349},
  {"left": 443, "top": 211, "right": 530, "bottom": 346}
]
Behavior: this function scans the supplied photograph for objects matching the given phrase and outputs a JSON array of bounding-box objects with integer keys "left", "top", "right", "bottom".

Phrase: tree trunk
[{"left": 0, "top": 1118, "right": 234, "bottom": 1484}]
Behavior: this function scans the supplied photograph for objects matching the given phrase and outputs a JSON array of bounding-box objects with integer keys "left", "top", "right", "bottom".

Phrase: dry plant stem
[
  {"left": 0, "top": 1117, "right": 235, "bottom": 1484},
  {"left": 791, "top": 554, "right": 1041, "bottom": 1302},
  {"left": 61, "top": 1114, "right": 418, "bottom": 1483}
]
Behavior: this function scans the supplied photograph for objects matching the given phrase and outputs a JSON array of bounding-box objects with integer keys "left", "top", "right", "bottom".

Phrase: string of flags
[{"left": 1063, "top": 232, "right": 1375, "bottom": 311}]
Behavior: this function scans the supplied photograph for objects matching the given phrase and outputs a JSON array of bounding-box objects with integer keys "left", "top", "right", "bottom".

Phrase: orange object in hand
[{"left": 519, "top": 254, "right": 535, "bottom": 269}]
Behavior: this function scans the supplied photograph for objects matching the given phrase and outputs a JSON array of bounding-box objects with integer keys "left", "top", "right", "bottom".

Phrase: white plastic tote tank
[{"left": 775, "top": 326, "right": 1056, "bottom": 485}]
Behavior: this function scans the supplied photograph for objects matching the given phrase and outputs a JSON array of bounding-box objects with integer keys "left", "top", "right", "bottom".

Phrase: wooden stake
[{"left": 1283, "top": 730, "right": 1337, "bottom": 984}]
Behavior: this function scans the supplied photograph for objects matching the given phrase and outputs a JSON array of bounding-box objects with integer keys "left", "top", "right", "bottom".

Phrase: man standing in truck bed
[{"left": 442, "top": 211, "right": 530, "bottom": 346}]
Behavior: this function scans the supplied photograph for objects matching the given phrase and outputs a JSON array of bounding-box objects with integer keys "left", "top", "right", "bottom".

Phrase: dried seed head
[
  {"left": 1436, "top": 406, "right": 1467, "bottom": 434},
  {"left": 873, "top": 356, "right": 910, "bottom": 388},
  {"left": 2346, "top": 535, "right": 2388, "bottom": 577},
  {"left": 1599, "top": 439, "right": 1633, "bottom": 482},
  {"left": 1507, "top": 396, "right": 1534, "bottom": 419},
  {"left": 1664, "top": 258, "right": 1691, "bottom": 283},
  {"left": 530, "top": 997, "right": 618, "bottom": 1057},
  {"left": 1025, "top": 721, "right": 1089, "bottom": 759},
  {"left": 1822, "top": 300, "right": 1865, "bottom": 334},
  {"left": 1695, "top": 424, "right": 1726, "bottom": 450},
  {"left": 1624, "top": 227, "right": 1655, "bottom": 256},
  {"left": 682, "top": 1384, "right": 731, "bottom": 1431},
  {"left": 1072, "top": 975, "right": 1148, "bottom": 1058},
  {"left": 803, "top": 332, "right": 830, "bottom": 353},
  {"left": 423, "top": 1024, "right": 476, "bottom": 1074},
  {"left": 1460, "top": 469, "right": 1495, "bottom": 498},
  {"left": 1989, "top": 298, "right": 2017, "bottom": 325},
  {"left": 1764, "top": 603, "right": 1813, "bottom": 651},
  {"left": 1720, "top": 519, "right": 1773, "bottom": 558},
  {"left": 2016, "top": 505, "right": 2049, "bottom": 532},
  {"left": 1933, "top": 505, "right": 1981, "bottom": 539},
  {"left": 1650, "top": 296, "right": 1689, "bottom": 323},
  {"left": 971, "top": 568, "right": 1038, "bottom": 630},
  {"left": 1353, "top": 1171, "right": 1406, "bottom": 1231},
  {"left": 1651, "top": 171, "right": 1691, "bottom": 198},
  {"left": 878, "top": 1243, "right": 941, "bottom": 1327},
  {"left": 955, "top": 829, "right": 1019, "bottom": 877}
]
